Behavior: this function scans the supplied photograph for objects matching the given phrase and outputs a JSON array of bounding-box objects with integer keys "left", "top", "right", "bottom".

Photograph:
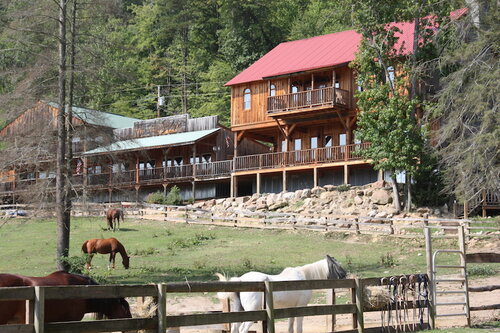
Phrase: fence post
[
  {"left": 458, "top": 225, "right": 471, "bottom": 327},
  {"left": 157, "top": 283, "right": 167, "bottom": 333},
  {"left": 326, "top": 288, "right": 336, "bottom": 331},
  {"left": 354, "top": 217, "right": 360, "bottom": 235},
  {"left": 34, "top": 286, "right": 45, "bottom": 333},
  {"left": 424, "top": 227, "right": 436, "bottom": 329},
  {"left": 355, "top": 278, "right": 364, "bottom": 333},
  {"left": 388, "top": 219, "right": 394, "bottom": 235},
  {"left": 264, "top": 281, "right": 275, "bottom": 333},
  {"left": 185, "top": 208, "right": 189, "bottom": 224}
]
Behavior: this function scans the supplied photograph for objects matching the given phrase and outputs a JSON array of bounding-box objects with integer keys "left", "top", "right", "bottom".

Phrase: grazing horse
[
  {"left": 82, "top": 238, "right": 130, "bottom": 270},
  {"left": 0, "top": 271, "right": 131, "bottom": 325},
  {"left": 106, "top": 208, "right": 124, "bottom": 231},
  {"left": 217, "top": 255, "right": 347, "bottom": 333}
]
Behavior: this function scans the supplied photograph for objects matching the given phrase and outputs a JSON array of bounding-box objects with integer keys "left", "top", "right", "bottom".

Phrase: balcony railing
[
  {"left": 0, "top": 145, "right": 368, "bottom": 193},
  {"left": 234, "top": 143, "right": 370, "bottom": 172},
  {"left": 267, "top": 86, "right": 350, "bottom": 114}
]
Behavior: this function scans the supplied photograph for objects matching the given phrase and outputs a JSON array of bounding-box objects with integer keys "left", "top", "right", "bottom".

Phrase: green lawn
[{"left": 2, "top": 216, "right": 497, "bottom": 285}]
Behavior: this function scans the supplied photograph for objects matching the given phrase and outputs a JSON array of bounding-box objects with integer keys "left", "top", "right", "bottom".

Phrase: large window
[{"left": 243, "top": 88, "right": 251, "bottom": 110}]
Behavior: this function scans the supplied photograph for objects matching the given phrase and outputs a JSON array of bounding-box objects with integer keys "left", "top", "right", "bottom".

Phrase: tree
[
  {"left": 430, "top": 0, "right": 499, "bottom": 201},
  {"left": 350, "top": 0, "right": 456, "bottom": 212}
]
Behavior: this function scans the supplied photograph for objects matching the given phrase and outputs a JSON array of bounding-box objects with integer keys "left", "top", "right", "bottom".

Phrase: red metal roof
[{"left": 225, "top": 8, "right": 467, "bottom": 86}]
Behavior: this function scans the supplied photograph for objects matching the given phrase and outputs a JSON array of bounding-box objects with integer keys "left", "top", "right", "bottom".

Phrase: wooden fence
[
  {"left": 0, "top": 275, "right": 434, "bottom": 333},
  {"left": 466, "top": 252, "right": 500, "bottom": 313}
]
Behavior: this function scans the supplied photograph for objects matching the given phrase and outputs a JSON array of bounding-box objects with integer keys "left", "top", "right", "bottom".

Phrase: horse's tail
[
  {"left": 81, "top": 240, "right": 88, "bottom": 254},
  {"left": 215, "top": 273, "right": 243, "bottom": 312}
]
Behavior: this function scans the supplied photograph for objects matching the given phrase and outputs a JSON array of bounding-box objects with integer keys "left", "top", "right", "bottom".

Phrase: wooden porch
[{"left": 267, "top": 86, "right": 351, "bottom": 117}]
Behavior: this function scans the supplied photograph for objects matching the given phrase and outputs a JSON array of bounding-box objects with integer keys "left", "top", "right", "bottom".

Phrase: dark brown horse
[
  {"left": 82, "top": 238, "right": 130, "bottom": 270},
  {"left": 0, "top": 271, "right": 131, "bottom": 325},
  {"left": 106, "top": 208, "right": 124, "bottom": 231}
]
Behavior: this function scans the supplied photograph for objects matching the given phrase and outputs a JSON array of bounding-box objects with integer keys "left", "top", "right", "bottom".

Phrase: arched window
[
  {"left": 243, "top": 88, "right": 251, "bottom": 110},
  {"left": 269, "top": 84, "right": 276, "bottom": 97}
]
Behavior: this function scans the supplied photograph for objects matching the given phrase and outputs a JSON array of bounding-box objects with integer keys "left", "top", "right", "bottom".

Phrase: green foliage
[
  {"left": 165, "top": 185, "right": 182, "bottom": 205},
  {"left": 60, "top": 255, "right": 87, "bottom": 274},
  {"left": 467, "top": 265, "right": 497, "bottom": 277},
  {"left": 412, "top": 153, "right": 449, "bottom": 207},
  {"left": 336, "top": 184, "right": 351, "bottom": 192},
  {"left": 429, "top": 1, "right": 500, "bottom": 200},
  {"left": 145, "top": 186, "right": 182, "bottom": 205},
  {"left": 379, "top": 253, "right": 397, "bottom": 267}
]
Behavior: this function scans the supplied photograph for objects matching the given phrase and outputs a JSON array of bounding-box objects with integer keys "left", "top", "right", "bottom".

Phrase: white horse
[{"left": 216, "top": 255, "right": 346, "bottom": 333}]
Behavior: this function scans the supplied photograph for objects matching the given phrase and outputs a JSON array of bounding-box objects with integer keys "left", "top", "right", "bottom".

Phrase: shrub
[
  {"left": 380, "top": 253, "right": 397, "bottom": 267},
  {"left": 60, "top": 255, "right": 87, "bottom": 274},
  {"left": 145, "top": 191, "right": 167, "bottom": 204},
  {"left": 336, "top": 184, "right": 351, "bottom": 192},
  {"left": 165, "top": 185, "right": 182, "bottom": 205},
  {"left": 468, "top": 265, "right": 497, "bottom": 277},
  {"left": 145, "top": 186, "right": 182, "bottom": 205}
]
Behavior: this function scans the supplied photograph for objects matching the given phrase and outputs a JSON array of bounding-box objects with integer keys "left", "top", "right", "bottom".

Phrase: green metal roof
[
  {"left": 84, "top": 128, "right": 220, "bottom": 156},
  {"left": 48, "top": 102, "right": 139, "bottom": 129}
]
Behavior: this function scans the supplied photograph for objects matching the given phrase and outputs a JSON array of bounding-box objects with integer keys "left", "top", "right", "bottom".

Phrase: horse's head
[
  {"left": 326, "top": 255, "right": 347, "bottom": 279},
  {"left": 97, "top": 297, "right": 132, "bottom": 319},
  {"left": 122, "top": 256, "right": 130, "bottom": 269}
]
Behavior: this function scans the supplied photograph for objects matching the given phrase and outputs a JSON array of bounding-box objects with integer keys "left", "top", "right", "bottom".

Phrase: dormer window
[
  {"left": 244, "top": 88, "right": 251, "bottom": 110},
  {"left": 269, "top": 84, "right": 276, "bottom": 97}
]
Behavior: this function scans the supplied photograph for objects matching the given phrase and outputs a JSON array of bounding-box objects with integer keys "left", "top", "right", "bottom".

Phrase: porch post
[
  {"left": 135, "top": 185, "right": 140, "bottom": 203},
  {"left": 163, "top": 183, "right": 167, "bottom": 196},
  {"left": 313, "top": 167, "right": 318, "bottom": 187},
  {"left": 282, "top": 170, "right": 287, "bottom": 192},
  {"left": 344, "top": 165, "right": 349, "bottom": 185},
  {"left": 231, "top": 131, "right": 238, "bottom": 198},
  {"left": 378, "top": 169, "right": 384, "bottom": 181},
  {"left": 108, "top": 189, "right": 112, "bottom": 203},
  {"left": 256, "top": 173, "right": 261, "bottom": 194},
  {"left": 135, "top": 155, "right": 140, "bottom": 184}
]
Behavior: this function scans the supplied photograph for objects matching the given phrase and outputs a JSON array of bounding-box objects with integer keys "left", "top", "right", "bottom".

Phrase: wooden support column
[
  {"left": 108, "top": 189, "right": 112, "bottom": 203},
  {"left": 378, "top": 169, "right": 384, "bottom": 181},
  {"left": 230, "top": 175, "right": 238, "bottom": 198},
  {"left": 135, "top": 155, "right": 140, "bottom": 184},
  {"left": 163, "top": 184, "right": 168, "bottom": 196},
  {"left": 424, "top": 227, "right": 436, "bottom": 329},
  {"left": 135, "top": 185, "right": 140, "bottom": 203},
  {"left": 482, "top": 190, "right": 486, "bottom": 217},
  {"left": 282, "top": 170, "right": 287, "bottom": 192},
  {"left": 313, "top": 167, "right": 318, "bottom": 187},
  {"left": 192, "top": 144, "right": 196, "bottom": 201},
  {"left": 344, "top": 165, "right": 349, "bottom": 185},
  {"left": 256, "top": 173, "right": 261, "bottom": 194}
]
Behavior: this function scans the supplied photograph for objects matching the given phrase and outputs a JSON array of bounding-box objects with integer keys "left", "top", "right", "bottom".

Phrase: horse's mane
[{"left": 295, "top": 256, "right": 347, "bottom": 280}]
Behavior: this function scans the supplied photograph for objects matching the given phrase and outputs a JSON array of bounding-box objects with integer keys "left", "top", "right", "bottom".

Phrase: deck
[
  {"left": 267, "top": 86, "right": 350, "bottom": 117},
  {"left": 0, "top": 143, "right": 369, "bottom": 194}
]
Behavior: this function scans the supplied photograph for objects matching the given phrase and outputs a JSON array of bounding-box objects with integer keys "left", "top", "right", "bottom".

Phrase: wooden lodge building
[{"left": 227, "top": 29, "right": 378, "bottom": 197}]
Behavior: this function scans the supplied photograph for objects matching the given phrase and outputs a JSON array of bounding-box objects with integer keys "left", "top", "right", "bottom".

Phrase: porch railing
[
  {"left": 267, "top": 86, "right": 350, "bottom": 114},
  {"left": 234, "top": 143, "right": 369, "bottom": 172},
  {"left": 195, "top": 160, "right": 233, "bottom": 178}
]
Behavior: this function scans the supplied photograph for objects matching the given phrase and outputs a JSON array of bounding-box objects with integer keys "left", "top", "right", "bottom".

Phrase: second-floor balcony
[
  {"left": 267, "top": 86, "right": 351, "bottom": 116},
  {"left": 234, "top": 142, "right": 370, "bottom": 172}
]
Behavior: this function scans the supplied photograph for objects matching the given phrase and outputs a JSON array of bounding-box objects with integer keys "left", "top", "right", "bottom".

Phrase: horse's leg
[
  {"left": 238, "top": 321, "right": 254, "bottom": 333},
  {"left": 108, "top": 253, "right": 115, "bottom": 270},
  {"left": 288, "top": 317, "right": 295, "bottom": 333},
  {"left": 85, "top": 254, "right": 94, "bottom": 270},
  {"left": 296, "top": 317, "right": 304, "bottom": 333}
]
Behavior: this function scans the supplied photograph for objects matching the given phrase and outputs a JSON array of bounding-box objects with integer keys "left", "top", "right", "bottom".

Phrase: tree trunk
[
  {"left": 391, "top": 170, "right": 401, "bottom": 213},
  {"left": 405, "top": 173, "right": 412, "bottom": 212},
  {"left": 56, "top": 0, "right": 69, "bottom": 271},
  {"left": 64, "top": 0, "right": 77, "bottom": 253}
]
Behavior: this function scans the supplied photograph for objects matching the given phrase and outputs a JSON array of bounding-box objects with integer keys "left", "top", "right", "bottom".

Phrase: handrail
[{"left": 267, "top": 86, "right": 350, "bottom": 114}]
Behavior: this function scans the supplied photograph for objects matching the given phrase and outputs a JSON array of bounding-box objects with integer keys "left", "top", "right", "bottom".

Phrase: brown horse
[
  {"left": 106, "top": 208, "right": 124, "bottom": 231},
  {"left": 0, "top": 271, "right": 131, "bottom": 325},
  {"left": 82, "top": 238, "right": 130, "bottom": 270}
]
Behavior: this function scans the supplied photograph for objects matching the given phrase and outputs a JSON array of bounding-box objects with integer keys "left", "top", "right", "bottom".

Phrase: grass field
[{"left": 2, "top": 216, "right": 497, "bottom": 285}]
